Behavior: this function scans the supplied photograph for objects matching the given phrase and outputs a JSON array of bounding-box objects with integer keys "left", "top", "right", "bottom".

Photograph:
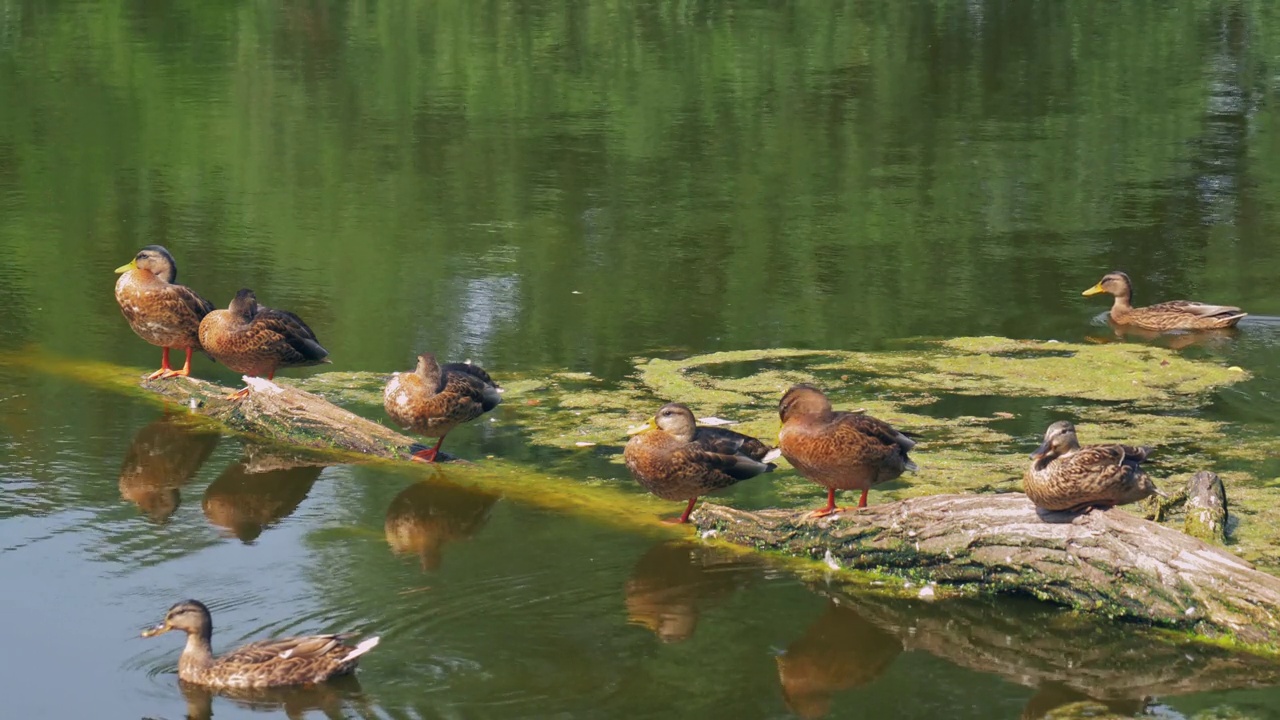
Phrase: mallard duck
[
  {"left": 778, "top": 384, "right": 917, "bottom": 517},
  {"left": 198, "top": 289, "right": 330, "bottom": 399},
  {"left": 624, "top": 403, "right": 778, "bottom": 524},
  {"left": 141, "top": 599, "right": 378, "bottom": 688},
  {"left": 1082, "top": 271, "right": 1246, "bottom": 330},
  {"left": 777, "top": 601, "right": 902, "bottom": 719},
  {"left": 383, "top": 353, "right": 502, "bottom": 462},
  {"left": 1025, "top": 421, "right": 1159, "bottom": 512},
  {"left": 114, "top": 246, "right": 216, "bottom": 379}
]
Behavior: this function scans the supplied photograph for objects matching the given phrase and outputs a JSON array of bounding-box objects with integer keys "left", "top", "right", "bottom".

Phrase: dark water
[{"left": 3, "top": 1, "right": 1280, "bottom": 718}]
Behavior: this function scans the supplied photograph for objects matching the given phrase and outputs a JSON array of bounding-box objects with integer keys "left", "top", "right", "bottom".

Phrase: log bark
[
  {"left": 692, "top": 493, "right": 1280, "bottom": 645},
  {"left": 136, "top": 374, "right": 418, "bottom": 460},
  {"left": 1185, "top": 470, "right": 1229, "bottom": 543}
]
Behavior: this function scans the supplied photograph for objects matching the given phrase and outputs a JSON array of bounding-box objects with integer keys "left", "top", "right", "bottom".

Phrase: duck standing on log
[
  {"left": 114, "top": 245, "right": 216, "bottom": 379},
  {"left": 1082, "top": 271, "right": 1246, "bottom": 330},
  {"left": 777, "top": 384, "right": 917, "bottom": 517},
  {"left": 141, "top": 599, "right": 378, "bottom": 688},
  {"left": 1025, "top": 420, "right": 1160, "bottom": 512},
  {"left": 198, "top": 289, "right": 330, "bottom": 400},
  {"left": 624, "top": 403, "right": 779, "bottom": 524},
  {"left": 383, "top": 353, "right": 502, "bottom": 462}
]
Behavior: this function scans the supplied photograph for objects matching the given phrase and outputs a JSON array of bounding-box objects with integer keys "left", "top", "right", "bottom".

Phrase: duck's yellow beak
[
  {"left": 1081, "top": 283, "right": 1105, "bottom": 297},
  {"left": 115, "top": 259, "right": 138, "bottom": 274},
  {"left": 140, "top": 621, "right": 170, "bottom": 638},
  {"left": 626, "top": 418, "right": 657, "bottom": 436}
]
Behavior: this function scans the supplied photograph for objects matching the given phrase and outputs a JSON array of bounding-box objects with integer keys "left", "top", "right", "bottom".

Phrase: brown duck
[
  {"left": 141, "top": 599, "right": 378, "bottom": 688},
  {"left": 114, "top": 246, "right": 216, "bottom": 379},
  {"left": 198, "top": 289, "right": 330, "bottom": 399},
  {"left": 1082, "top": 271, "right": 1245, "bottom": 330},
  {"left": 1025, "top": 421, "right": 1159, "bottom": 512},
  {"left": 777, "top": 384, "right": 916, "bottom": 516},
  {"left": 383, "top": 353, "right": 502, "bottom": 462},
  {"left": 624, "top": 403, "right": 778, "bottom": 524}
]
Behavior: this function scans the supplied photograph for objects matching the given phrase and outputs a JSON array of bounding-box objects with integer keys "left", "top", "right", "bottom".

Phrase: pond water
[{"left": 3, "top": 1, "right": 1280, "bottom": 718}]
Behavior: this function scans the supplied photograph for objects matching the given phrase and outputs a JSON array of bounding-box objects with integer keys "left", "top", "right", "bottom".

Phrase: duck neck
[
  {"left": 1110, "top": 287, "right": 1133, "bottom": 312},
  {"left": 178, "top": 628, "right": 215, "bottom": 675}
]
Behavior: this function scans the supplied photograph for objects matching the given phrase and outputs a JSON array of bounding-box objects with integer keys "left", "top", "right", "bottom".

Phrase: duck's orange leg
[
  {"left": 662, "top": 497, "right": 698, "bottom": 524},
  {"left": 806, "top": 488, "right": 840, "bottom": 518},
  {"left": 157, "top": 347, "right": 195, "bottom": 379},
  {"left": 411, "top": 435, "right": 447, "bottom": 463},
  {"left": 147, "top": 348, "right": 174, "bottom": 380}
]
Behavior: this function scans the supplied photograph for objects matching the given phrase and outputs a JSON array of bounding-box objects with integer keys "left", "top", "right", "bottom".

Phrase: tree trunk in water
[
  {"left": 138, "top": 375, "right": 416, "bottom": 460},
  {"left": 691, "top": 493, "right": 1280, "bottom": 646}
]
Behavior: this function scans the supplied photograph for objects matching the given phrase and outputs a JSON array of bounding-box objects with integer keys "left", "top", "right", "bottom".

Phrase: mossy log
[
  {"left": 692, "top": 494, "right": 1280, "bottom": 646},
  {"left": 137, "top": 375, "right": 419, "bottom": 460}
]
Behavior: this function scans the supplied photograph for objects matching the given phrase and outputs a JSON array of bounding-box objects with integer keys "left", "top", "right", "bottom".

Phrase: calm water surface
[{"left": 3, "top": 1, "right": 1280, "bottom": 718}]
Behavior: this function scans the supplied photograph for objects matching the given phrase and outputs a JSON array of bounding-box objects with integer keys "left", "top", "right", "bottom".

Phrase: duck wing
[
  {"left": 836, "top": 412, "right": 916, "bottom": 456},
  {"left": 1145, "top": 300, "right": 1244, "bottom": 319},
  {"left": 218, "top": 633, "right": 357, "bottom": 667},
  {"left": 692, "top": 427, "right": 774, "bottom": 463},
  {"left": 675, "top": 445, "right": 775, "bottom": 482},
  {"left": 442, "top": 362, "right": 502, "bottom": 411},
  {"left": 253, "top": 307, "right": 330, "bottom": 366}
]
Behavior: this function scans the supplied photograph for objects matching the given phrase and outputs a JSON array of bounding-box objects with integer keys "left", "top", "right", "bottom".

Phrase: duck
[
  {"left": 198, "top": 289, "right": 330, "bottom": 400},
  {"left": 1082, "top": 271, "right": 1246, "bottom": 331},
  {"left": 624, "top": 402, "right": 778, "bottom": 524},
  {"left": 383, "top": 353, "right": 502, "bottom": 462},
  {"left": 140, "top": 599, "right": 378, "bottom": 688},
  {"left": 777, "top": 384, "right": 916, "bottom": 517},
  {"left": 114, "top": 246, "right": 216, "bottom": 379},
  {"left": 1025, "top": 421, "right": 1159, "bottom": 512}
]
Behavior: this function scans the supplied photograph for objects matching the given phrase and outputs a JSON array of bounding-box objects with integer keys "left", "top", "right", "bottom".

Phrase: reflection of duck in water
[
  {"left": 119, "top": 415, "right": 220, "bottom": 522},
  {"left": 384, "top": 477, "right": 499, "bottom": 571},
  {"left": 1020, "top": 683, "right": 1149, "bottom": 720},
  {"left": 202, "top": 449, "right": 326, "bottom": 542},
  {"left": 179, "top": 673, "right": 363, "bottom": 720},
  {"left": 776, "top": 600, "right": 902, "bottom": 719},
  {"left": 624, "top": 541, "right": 755, "bottom": 643}
]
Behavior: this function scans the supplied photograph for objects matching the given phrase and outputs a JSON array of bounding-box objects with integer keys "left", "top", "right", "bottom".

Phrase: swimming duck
[
  {"left": 114, "top": 246, "right": 216, "bottom": 379},
  {"left": 1025, "top": 421, "right": 1159, "bottom": 512},
  {"left": 198, "top": 289, "right": 330, "bottom": 399},
  {"left": 777, "top": 384, "right": 916, "bottom": 517},
  {"left": 1082, "top": 271, "right": 1246, "bottom": 331},
  {"left": 383, "top": 354, "right": 502, "bottom": 462},
  {"left": 140, "top": 599, "right": 378, "bottom": 688},
  {"left": 624, "top": 403, "right": 778, "bottom": 524}
]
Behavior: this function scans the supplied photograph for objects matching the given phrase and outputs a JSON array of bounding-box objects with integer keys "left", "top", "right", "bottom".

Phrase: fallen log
[
  {"left": 12, "top": 350, "right": 1280, "bottom": 647},
  {"left": 691, "top": 493, "right": 1280, "bottom": 645}
]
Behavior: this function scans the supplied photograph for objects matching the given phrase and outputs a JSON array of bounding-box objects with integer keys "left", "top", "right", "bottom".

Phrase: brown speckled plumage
[
  {"left": 198, "top": 289, "right": 329, "bottom": 379},
  {"left": 114, "top": 246, "right": 216, "bottom": 377},
  {"left": 777, "top": 384, "right": 916, "bottom": 514},
  {"left": 1025, "top": 420, "right": 1158, "bottom": 512},
  {"left": 383, "top": 354, "right": 501, "bottom": 461},
  {"left": 1082, "top": 271, "right": 1245, "bottom": 331},
  {"left": 141, "top": 600, "right": 378, "bottom": 689},
  {"left": 624, "top": 403, "right": 776, "bottom": 523}
]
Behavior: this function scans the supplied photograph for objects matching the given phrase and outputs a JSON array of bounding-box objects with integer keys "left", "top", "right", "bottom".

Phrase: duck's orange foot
[
  {"left": 150, "top": 368, "right": 191, "bottom": 380},
  {"left": 661, "top": 515, "right": 690, "bottom": 525},
  {"left": 805, "top": 506, "right": 839, "bottom": 519},
  {"left": 225, "top": 387, "right": 251, "bottom": 401},
  {"left": 410, "top": 447, "right": 439, "bottom": 463}
]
